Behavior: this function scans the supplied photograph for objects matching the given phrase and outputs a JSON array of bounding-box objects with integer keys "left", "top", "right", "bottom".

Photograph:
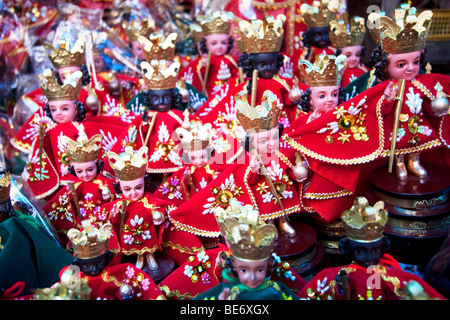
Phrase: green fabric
[
  {"left": 0, "top": 212, "right": 74, "bottom": 295},
  {"left": 193, "top": 270, "right": 299, "bottom": 300}
]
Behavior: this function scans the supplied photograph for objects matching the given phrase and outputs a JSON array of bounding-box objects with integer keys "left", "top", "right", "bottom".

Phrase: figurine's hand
[
  {"left": 153, "top": 210, "right": 164, "bottom": 225},
  {"left": 384, "top": 81, "right": 398, "bottom": 101},
  {"left": 308, "top": 109, "right": 321, "bottom": 123},
  {"left": 249, "top": 153, "right": 261, "bottom": 172},
  {"left": 335, "top": 269, "right": 350, "bottom": 295},
  {"left": 110, "top": 203, "right": 120, "bottom": 219},
  {"left": 218, "top": 287, "right": 230, "bottom": 300}
]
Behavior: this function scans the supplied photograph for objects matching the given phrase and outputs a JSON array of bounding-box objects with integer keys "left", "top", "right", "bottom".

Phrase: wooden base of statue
[
  {"left": 273, "top": 220, "right": 325, "bottom": 280},
  {"left": 366, "top": 163, "right": 450, "bottom": 265}
]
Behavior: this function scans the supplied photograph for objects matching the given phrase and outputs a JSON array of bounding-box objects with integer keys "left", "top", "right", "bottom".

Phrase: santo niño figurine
[
  {"left": 329, "top": 15, "right": 369, "bottom": 88},
  {"left": 168, "top": 90, "right": 309, "bottom": 239},
  {"left": 122, "top": 18, "right": 156, "bottom": 64},
  {"left": 297, "top": 197, "right": 445, "bottom": 300},
  {"left": 196, "top": 13, "right": 306, "bottom": 148},
  {"left": 282, "top": 6, "right": 450, "bottom": 222},
  {"left": 59, "top": 220, "right": 165, "bottom": 300},
  {"left": 42, "top": 126, "right": 116, "bottom": 247},
  {"left": 101, "top": 146, "right": 174, "bottom": 273},
  {"left": 179, "top": 11, "right": 239, "bottom": 98},
  {"left": 193, "top": 200, "right": 299, "bottom": 300}
]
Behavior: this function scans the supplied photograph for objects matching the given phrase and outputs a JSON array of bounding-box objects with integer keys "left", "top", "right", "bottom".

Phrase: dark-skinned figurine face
[
  {"left": 147, "top": 89, "right": 173, "bottom": 112},
  {"left": 252, "top": 52, "right": 280, "bottom": 79},
  {"left": 74, "top": 251, "right": 113, "bottom": 277},
  {"left": 340, "top": 238, "right": 385, "bottom": 269},
  {"left": 308, "top": 26, "right": 331, "bottom": 49}
]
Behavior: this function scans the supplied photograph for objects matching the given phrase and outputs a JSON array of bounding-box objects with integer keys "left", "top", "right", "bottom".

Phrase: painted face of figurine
[
  {"left": 251, "top": 127, "right": 279, "bottom": 156},
  {"left": 310, "top": 86, "right": 340, "bottom": 114},
  {"left": 76, "top": 254, "right": 108, "bottom": 277},
  {"left": 231, "top": 257, "right": 269, "bottom": 289},
  {"left": 131, "top": 41, "right": 145, "bottom": 60},
  {"left": 341, "top": 45, "right": 364, "bottom": 69},
  {"left": 93, "top": 53, "right": 108, "bottom": 73},
  {"left": 308, "top": 26, "right": 331, "bottom": 48},
  {"left": 57, "top": 66, "right": 81, "bottom": 83},
  {"left": 148, "top": 89, "right": 173, "bottom": 112},
  {"left": 119, "top": 177, "right": 145, "bottom": 202},
  {"left": 186, "top": 149, "right": 209, "bottom": 168},
  {"left": 48, "top": 100, "right": 78, "bottom": 124},
  {"left": 347, "top": 238, "right": 384, "bottom": 268},
  {"left": 252, "top": 52, "right": 279, "bottom": 79},
  {"left": 72, "top": 161, "right": 98, "bottom": 182},
  {"left": 387, "top": 50, "right": 421, "bottom": 81},
  {"left": 205, "top": 34, "right": 229, "bottom": 56}
]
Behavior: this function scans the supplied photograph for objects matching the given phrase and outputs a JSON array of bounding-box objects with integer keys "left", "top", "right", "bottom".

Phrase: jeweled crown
[
  {"left": 39, "top": 68, "right": 83, "bottom": 101},
  {"left": 61, "top": 124, "right": 102, "bottom": 164},
  {"left": 235, "top": 89, "right": 281, "bottom": 132},
  {"left": 300, "top": 0, "right": 339, "bottom": 28},
  {"left": 44, "top": 38, "right": 85, "bottom": 68},
  {"left": 214, "top": 198, "right": 278, "bottom": 261},
  {"left": 138, "top": 32, "right": 177, "bottom": 62},
  {"left": 192, "top": 11, "right": 234, "bottom": 41},
  {"left": 233, "top": 14, "right": 285, "bottom": 54},
  {"left": 329, "top": 15, "right": 366, "bottom": 48},
  {"left": 67, "top": 220, "right": 113, "bottom": 259},
  {"left": 176, "top": 122, "right": 213, "bottom": 152},
  {"left": 341, "top": 197, "right": 388, "bottom": 243},
  {"left": 106, "top": 146, "right": 148, "bottom": 181},
  {"left": 299, "top": 54, "right": 347, "bottom": 87},
  {"left": 368, "top": 4, "right": 432, "bottom": 54},
  {"left": 33, "top": 269, "right": 92, "bottom": 300},
  {"left": 0, "top": 170, "right": 11, "bottom": 203},
  {"left": 122, "top": 18, "right": 156, "bottom": 42},
  {"left": 140, "top": 60, "right": 180, "bottom": 90}
]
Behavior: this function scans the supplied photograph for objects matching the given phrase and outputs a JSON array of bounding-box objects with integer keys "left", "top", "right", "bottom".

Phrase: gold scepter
[
  {"left": 183, "top": 169, "right": 196, "bottom": 198},
  {"left": 238, "top": 66, "right": 244, "bottom": 83},
  {"left": 251, "top": 149, "right": 286, "bottom": 216},
  {"left": 251, "top": 69, "right": 258, "bottom": 108},
  {"left": 68, "top": 182, "right": 81, "bottom": 218},
  {"left": 388, "top": 79, "right": 406, "bottom": 173},
  {"left": 202, "top": 51, "right": 212, "bottom": 96},
  {"left": 144, "top": 111, "right": 157, "bottom": 146},
  {"left": 38, "top": 124, "right": 45, "bottom": 174},
  {"left": 119, "top": 199, "right": 127, "bottom": 238}
]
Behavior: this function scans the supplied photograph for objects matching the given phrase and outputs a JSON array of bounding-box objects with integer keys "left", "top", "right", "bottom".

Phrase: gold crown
[
  {"left": 329, "top": 15, "right": 366, "bottom": 48},
  {"left": 61, "top": 124, "right": 102, "bottom": 163},
  {"left": 300, "top": 0, "right": 339, "bottom": 28},
  {"left": 192, "top": 11, "right": 234, "bottom": 40},
  {"left": 233, "top": 14, "right": 285, "bottom": 54},
  {"left": 368, "top": 4, "right": 432, "bottom": 54},
  {"left": 235, "top": 90, "right": 281, "bottom": 132},
  {"left": 43, "top": 38, "right": 85, "bottom": 68},
  {"left": 214, "top": 198, "right": 278, "bottom": 261},
  {"left": 138, "top": 32, "right": 177, "bottom": 62},
  {"left": 341, "top": 197, "right": 388, "bottom": 243},
  {"left": 67, "top": 220, "right": 113, "bottom": 259},
  {"left": 176, "top": 122, "right": 213, "bottom": 152},
  {"left": 122, "top": 18, "right": 156, "bottom": 42},
  {"left": 140, "top": 60, "right": 180, "bottom": 90},
  {"left": 299, "top": 54, "right": 347, "bottom": 87},
  {"left": 33, "top": 269, "right": 92, "bottom": 300},
  {"left": 0, "top": 170, "right": 11, "bottom": 203},
  {"left": 39, "top": 68, "right": 83, "bottom": 101},
  {"left": 106, "top": 146, "right": 148, "bottom": 181}
]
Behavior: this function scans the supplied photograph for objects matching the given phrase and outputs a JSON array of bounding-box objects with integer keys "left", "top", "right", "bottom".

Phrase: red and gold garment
[
  {"left": 101, "top": 192, "right": 174, "bottom": 257},
  {"left": 19, "top": 120, "right": 129, "bottom": 200},
  {"left": 283, "top": 73, "right": 450, "bottom": 222},
  {"left": 297, "top": 254, "right": 446, "bottom": 300},
  {"left": 155, "top": 164, "right": 224, "bottom": 208},
  {"left": 168, "top": 148, "right": 304, "bottom": 238},
  {"left": 94, "top": 71, "right": 141, "bottom": 107},
  {"left": 340, "top": 64, "right": 370, "bottom": 89},
  {"left": 179, "top": 54, "right": 239, "bottom": 98},
  {"left": 59, "top": 264, "right": 166, "bottom": 300},
  {"left": 109, "top": 109, "right": 199, "bottom": 174},
  {"left": 43, "top": 175, "right": 117, "bottom": 246}
]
